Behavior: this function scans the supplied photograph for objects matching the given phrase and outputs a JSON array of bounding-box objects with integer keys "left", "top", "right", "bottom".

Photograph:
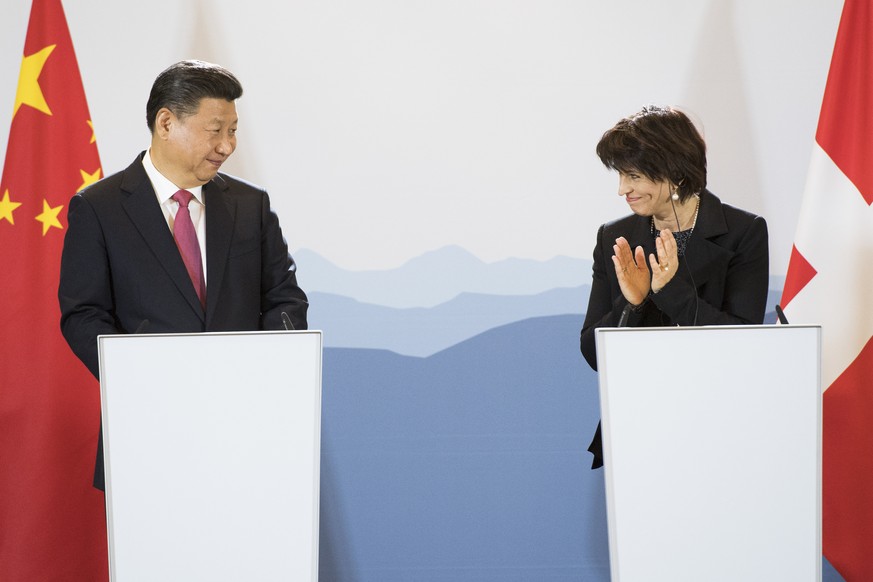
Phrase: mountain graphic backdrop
[{"left": 299, "top": 247, "right": 786, "bottom": 581}]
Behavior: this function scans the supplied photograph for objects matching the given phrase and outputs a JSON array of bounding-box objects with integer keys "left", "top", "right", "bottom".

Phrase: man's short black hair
[{"left": 146, "top": 60, "right": 243, "bottom": 133}]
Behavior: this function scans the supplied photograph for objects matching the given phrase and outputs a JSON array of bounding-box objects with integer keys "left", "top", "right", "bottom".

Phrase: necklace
[
  {"left": 651, "top": 194, "right": 701, "bottom": 257},
  {"left": 651, "top": 194, "right": 701, "bottom": 234}
]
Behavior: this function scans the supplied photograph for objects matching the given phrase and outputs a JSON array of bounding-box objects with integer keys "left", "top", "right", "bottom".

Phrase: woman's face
[{"left": 616, "top": 171, "right": 672, "bottom": 217}]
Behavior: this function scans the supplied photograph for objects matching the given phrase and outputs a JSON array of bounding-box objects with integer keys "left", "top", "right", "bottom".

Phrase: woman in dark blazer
[{"left": 580, "top": 105, "right": 769, "bottom": 468}]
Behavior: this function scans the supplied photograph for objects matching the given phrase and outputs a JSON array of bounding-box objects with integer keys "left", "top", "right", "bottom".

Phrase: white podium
[
  {"left": 98, "top": 330, "right": 323, "bottom": 582},
  {"left": 595, "top": 325, "right": 821, "bottom": 582}
]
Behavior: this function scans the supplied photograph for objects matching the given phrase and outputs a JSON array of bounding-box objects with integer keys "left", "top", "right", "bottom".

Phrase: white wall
[{"left": 0, "top": 0, "right": 843, "bottom": 274}]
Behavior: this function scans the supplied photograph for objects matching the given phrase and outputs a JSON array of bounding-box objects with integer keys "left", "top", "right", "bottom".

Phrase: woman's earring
[{"left": 672, "top": 178, "right": 684, "bottom": 201}]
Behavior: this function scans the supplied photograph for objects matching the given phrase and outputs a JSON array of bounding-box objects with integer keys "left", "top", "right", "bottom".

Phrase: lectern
[
  {"left": 595, "top": 325, "right": 821, "bottom": 582},
  {"left": 98, "top": 330, "right": 323, "bottom": 582}
]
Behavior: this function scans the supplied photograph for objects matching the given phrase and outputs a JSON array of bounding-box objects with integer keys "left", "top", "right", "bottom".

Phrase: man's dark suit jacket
[
  {"left": 578, "top": 189, "right": 769, "bottom": 467},
  {"left": 58, "top": 152, "right": 309, "bottom": 488}
]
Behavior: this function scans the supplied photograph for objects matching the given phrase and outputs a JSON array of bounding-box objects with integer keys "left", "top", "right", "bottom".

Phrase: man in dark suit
[{"left": 58, "top": 60, "right": 308, "bottom": 489}]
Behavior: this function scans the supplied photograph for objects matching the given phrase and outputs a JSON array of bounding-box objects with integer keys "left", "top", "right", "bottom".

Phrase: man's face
[{"left": 158, "top": 97, "right": 238, "bottom": 188}]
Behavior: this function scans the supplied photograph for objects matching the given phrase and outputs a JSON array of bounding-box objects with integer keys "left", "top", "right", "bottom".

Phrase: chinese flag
[
  {"left": 781, "top": 0, "right": 873, "bottom": 579},
  {"left": 0, "top": 1, "right": 108, "bottom": 580}
]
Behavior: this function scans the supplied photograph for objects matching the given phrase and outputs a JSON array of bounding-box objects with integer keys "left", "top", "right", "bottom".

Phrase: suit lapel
[
  {"left": 683, "top": 190, "right": 731, "bottom": 288},
  {"left": 203, "top": 176, "right": 235, "bottom": 325},
  {"left": 119, "top": 156, "right": 205, "bottom": 320}
]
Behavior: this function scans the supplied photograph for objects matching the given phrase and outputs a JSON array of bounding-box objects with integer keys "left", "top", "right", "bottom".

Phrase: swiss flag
[
  {"left": 781, "top": 0, "right": 873, "bottom": 579},
  {"left": 0, "top": 1, "right": 108, "bottom": 580}
]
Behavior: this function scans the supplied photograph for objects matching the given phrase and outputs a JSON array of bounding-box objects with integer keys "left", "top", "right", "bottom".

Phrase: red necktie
[{"left": 172, "top": 189, "right": 206, "bottom": 308}]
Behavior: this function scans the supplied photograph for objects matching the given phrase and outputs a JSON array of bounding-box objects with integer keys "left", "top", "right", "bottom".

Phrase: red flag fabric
[
  {"left": 0, "top": 1, "right": 108, "bottom": 580},
  {"left": 781, "top": 0, "right": 873, "bottom": 579}
]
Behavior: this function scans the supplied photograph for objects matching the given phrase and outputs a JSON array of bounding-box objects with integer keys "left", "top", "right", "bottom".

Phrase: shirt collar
[{"left": 142, "top": 149, "right": 205, "bottom": 206}]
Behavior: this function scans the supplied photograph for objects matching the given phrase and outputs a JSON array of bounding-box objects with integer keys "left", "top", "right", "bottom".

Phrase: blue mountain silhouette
[
  {"left": 294, "top": 246, "right": 592, "bottom": 308},
  {"left": 294, "top": 247, "right": 785, "bottom": 313},
  {"left": 308, "top": 285, "right": 590, "bottom": 356}
]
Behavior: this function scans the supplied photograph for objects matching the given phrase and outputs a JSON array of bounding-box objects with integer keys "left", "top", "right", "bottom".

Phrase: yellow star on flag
[
  {"left": 87, "top": 120, "right": 97, "bottom": 144},
  {"left": 77, "top": 167, "right": 102, "bottom": 191},
  {"left": 14, "top": 44, "right": 56, "bottom": 118},
  {"left": 0, "top": 190, "right": 23, "bottom": 225},
  {"left": 35, "top": 199, "right": 64, "bottom": 235}
]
